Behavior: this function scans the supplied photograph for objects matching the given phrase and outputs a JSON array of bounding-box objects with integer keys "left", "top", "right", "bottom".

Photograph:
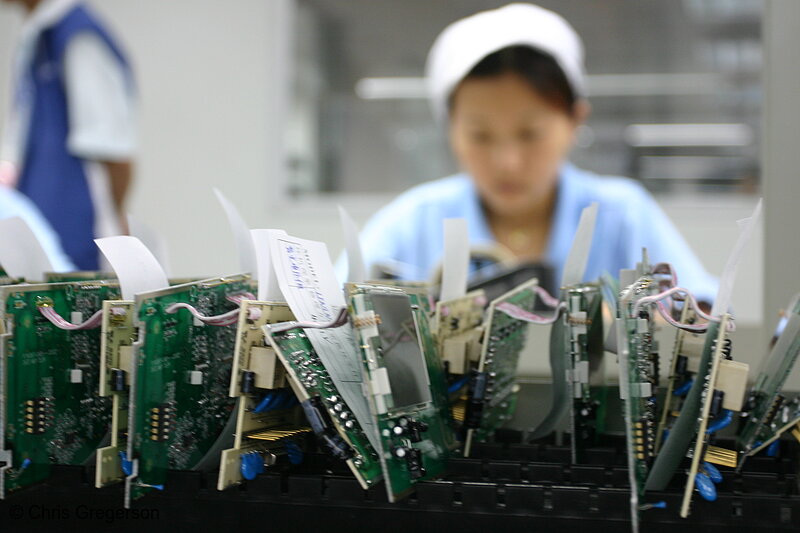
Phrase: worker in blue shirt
[
  {"left": 0, "top": 0, "right": 136, "bottom": 271},
  {"left": 355, "top": 3, "right": 718, "bottom": 302}
]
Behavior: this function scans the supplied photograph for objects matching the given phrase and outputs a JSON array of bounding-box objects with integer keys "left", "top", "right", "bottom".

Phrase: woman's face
[{"left": 449, "top": 72, "right": 585, "bottom": 217}]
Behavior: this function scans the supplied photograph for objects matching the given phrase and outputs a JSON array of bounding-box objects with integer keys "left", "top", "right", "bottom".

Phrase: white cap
[{"left": 425, "top": 3, "right": 585, "bottom": 121}]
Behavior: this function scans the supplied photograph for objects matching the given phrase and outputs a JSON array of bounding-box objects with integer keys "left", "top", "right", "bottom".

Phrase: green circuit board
[
  {"left": 616, "top": 275, "right": 659, "bottom": 530},
  {"left": 348, "top": 283, "right": 456, "bottom": 502},
  {"left": 463, "top": 279, "right": 539, "bottom": 456},
  {"left": 125, "top": 275, "right": 250, "bottom": 506},
  {"left": 95, "top": 300, "right": 136, "bottom": 488},
  {"left": 679, "top": 316, "right": 735, "bottom": 518},
  {"left": 0, "top": 281, "right": 120, "bottom": 498},
  {"left": 372, "top": 280, "right": 433, "bottom": 314},
  {"left": 654, "top": 306, "right": 705, "bottom": 455},
  {"left": 646, "top": 317, "right": 724, "bottom": 493},
  {"left": 562, "top": 283, "right": 606, "bottom": 463},
  {"left": 433, "top": 291, "right": 486, "bottom": 377},
  {"left": 265, "top": 326, "right": 383, "bottom": 490},
  {"left": 432, "top": 291, "right": 486, "bottom": 432},
  {"left": 740, "top": 397, "right": 800, "bottom": 460},
  {"left": 738, "top": 296, "right": 800, "bottom": 459},
  {"left": 217, "top": 300, "right": 311, "bottom": 491}
]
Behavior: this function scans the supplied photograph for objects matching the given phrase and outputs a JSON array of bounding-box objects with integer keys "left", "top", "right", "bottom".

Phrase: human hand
[{"left": 0, "top": 161, "right": 18, "bottom": 188}]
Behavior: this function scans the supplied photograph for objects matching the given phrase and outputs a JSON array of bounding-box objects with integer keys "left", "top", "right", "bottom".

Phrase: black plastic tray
[{"left": 1, "top": 436, "right": 797, "bottom": 532}]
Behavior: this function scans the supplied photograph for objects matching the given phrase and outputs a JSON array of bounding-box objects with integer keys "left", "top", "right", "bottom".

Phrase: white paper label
[
  {"left": 267, "top": 232, "right": 378, "bottom": 447},
  {"left": 95, "top": 236, "right": 169, "bottom": 300},
  {"left": 214, "top": 188, "right": 257, "bottom": 279},
  {"left": 251, "top": 229, "right": 288, "bottom": 302},
  {"left": 127, "top": 214, "right": 171, "bottom": 277},
  {"left": 711, "top": 199, "right": 762, "bottom": 316},
  {"left": 562, "top": 203, "right": 598, "bottom": 287},
  {"left": 440, "top": 218, "right": 469, "bottom": 302},
  {"left": 338, "top": 205, "right": 366, "bottom": 283}
]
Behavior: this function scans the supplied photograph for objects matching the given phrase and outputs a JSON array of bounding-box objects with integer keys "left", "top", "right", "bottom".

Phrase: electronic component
[
  {"left": 432, "top": 291, "right": 485, "bottom": 377},
  {"left": 646, "top": 314, "right": 748, "bottom": 519},
  {"left": 0, "top": 281, "right": 120, "bottom": 498},
  {"left": 737, "top": 294, "right": 800, "bottom": 462},
  {"left": 370, "top": 280, "right": 433, "bottom": 313},
  {"left": 560, "top": 283, "right": 605, "bottom": 463},
  {"left": 217, "top": 300, "right": 306, "bottom": 491},
  {"left": 463, "top": 278, "right": 539, "bottom": 457},
  {"left": 124, "top": 275, "right": 250, "bottom": 507},
  {"left": 431, "top": 291, "right": 485, "bottom": 433},
  {"left": 654, "top": 305, "right": 704, "bottom": 455},
  {"left": 348, "top": 283, "right": 455, "bottom": 501},
  {"left": 678, "top": 315, "right": 748, "bottom": 517},
  {"left": 95, "top": 300, "right": 137, "bottom": 488},
  {"left": 265, "top": 326, "right": 383, "bottom": 489},
  {"left": 616, "top": 272, "right": 660, "bottom": 532}
]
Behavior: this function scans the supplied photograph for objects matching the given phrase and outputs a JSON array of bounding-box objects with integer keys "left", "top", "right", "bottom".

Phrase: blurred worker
[
  {"left": 0, "top": 0, "right": 135, "bottom": 270},
  {"left": 356, "top": 3, "right": 717, "bottom": 301}
]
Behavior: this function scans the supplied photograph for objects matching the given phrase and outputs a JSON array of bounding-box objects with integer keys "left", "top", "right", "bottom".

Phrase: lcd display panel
[{"left": 370, "top": 291, "right": 432, "bottom": 409}]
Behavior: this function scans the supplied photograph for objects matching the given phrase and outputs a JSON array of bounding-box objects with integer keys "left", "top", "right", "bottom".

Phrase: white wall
[
  {"left": 763, "top": 1, "right": 800, "bottom": 335},
  {"left": 84, "top": 0, "right": 294, "bottom": 278},
  {"left": 0, "top": 4, "right": 22, "bottom": 128}
]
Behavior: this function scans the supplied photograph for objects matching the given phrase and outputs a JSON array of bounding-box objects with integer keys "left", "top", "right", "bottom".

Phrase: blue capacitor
[
  {"left": 253, "top": 393, "right": 275, "bottom": 413},
  {"left": 766, "top": 440, "right": 780, "bottom": 457},
  {"left": 695, "top": 472, "right": 717, "bottom": 501},
  {"left": 673, "top": 379, "right": 694, "bottom": 396},
  {"left": 285, "top": 440, "right": 304, "bottom": 465},
  {"left": 705, "top": 409, "right": 733, "bottom": 434},
  {"left": 240, "top": 452, "right": 265, "bottom": 480},
  {"left": 702, "top": 461, "right": 723, "bottom": 484},
  {"left": 118, "top": 451, "right": 133, "bottom": 476},
  {"left": 448, "top": 376, "right": 469, "bottom": 394}
]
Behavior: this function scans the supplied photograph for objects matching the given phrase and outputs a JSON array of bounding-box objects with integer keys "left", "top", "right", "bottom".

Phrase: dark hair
[{"left": 449, "top": 45, "right": 577, "bottom": 115}]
